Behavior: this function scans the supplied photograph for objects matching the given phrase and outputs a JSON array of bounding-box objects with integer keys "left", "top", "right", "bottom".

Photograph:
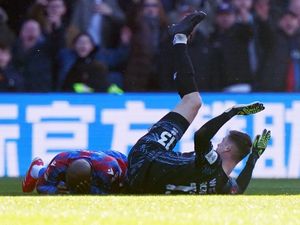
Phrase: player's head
[
  {"left": 216, "top": 130, "right": 252, "bottom": 164},
  {"left": 66, "top": 158, "right": 92, "bottom": 194}
]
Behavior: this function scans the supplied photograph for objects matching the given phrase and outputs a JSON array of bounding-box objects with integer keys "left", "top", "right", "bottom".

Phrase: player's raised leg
[
  {"left": 138, "top": 11, "right": 207, "bottom": 150},
  {"left": 169, "top": 11, "right": 206, "bottom": 123},
  {"left": 127, "top": 12, "right": 207, "bottom": 193}
]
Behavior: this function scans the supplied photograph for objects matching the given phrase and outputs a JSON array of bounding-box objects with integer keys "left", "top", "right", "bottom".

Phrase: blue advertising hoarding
[{"left": 0, "top": 93, "right": 299, "bottom": 178}]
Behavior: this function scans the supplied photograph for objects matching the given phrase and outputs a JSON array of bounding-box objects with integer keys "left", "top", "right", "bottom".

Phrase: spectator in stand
[
  {"left": 233, "top": 0, "right": 259, "bottom": 87},
  {"left": 251, "top": 0, "right": 274, "bottom": 90},
  {"left": 0, "top": 7, "right": 15, "bottom": 46},
  {"left": 117, "top": 0, "right": 135, "bottom": 13},
  {"left": 124, "top": 0, "right": 169, "bottom": 92},
  {"left": 0, "top": 0, "right": 35, "bottom": 33},
  {"left": 68, "top": 0, "right": 125, "bottom": 48},
  {"left": 0, "top": 43, "right": 24, "bottom": 91},
  {"left": 188, "top": 29, "right": 213, "bottom": 91},
  {"left": 269, "top": 0, "right": 289, "bottom": 24},
  {"left": 27, "top": 0, "right": 67, "bottom": 35},
  {"left": 12, "top": 19, "right": 64, "bottom": 92},
  {"left": 289, "top": 0, "right": 300, "bottom": 23},
  {"left": 118, "top": 0, "right": 176, "bottom": 15},
  {"left": 256, "top": 9, "right": 300, "bottom": 92},
  {"left": 209, "top": 3, "right": 245, "bottom": 91},
  {"left": 161, "top": 0, "right": 177, "bottom": 12},
  {"left": 27, "top": 0, "right": 68, "bottom": 88},
  {"left": 61, "top": 33, "right": 109, "bottom": 92},
  {"left": 210, "top": 1, "right": 256, "bottom": 92},
  {"left": 57, "top": 32, "right": 129, "bottom": 93}
]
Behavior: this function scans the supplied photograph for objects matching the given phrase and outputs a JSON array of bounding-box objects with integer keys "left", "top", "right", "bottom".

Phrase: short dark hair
[
  {"left": 66, "top": 158, "right": 92, "bottom": 194},
  {"left": 228, "top": 130, "right": 252, "bottom": 161}
]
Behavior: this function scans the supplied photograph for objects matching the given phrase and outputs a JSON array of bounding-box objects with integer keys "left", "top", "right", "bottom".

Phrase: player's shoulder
[
  {"left": 87, "top": 150, "right": 117, "bottom": 163},
  {"left": 102, "top": 150, "right": 127, "bottom": 161},
  {"left": 54, "top": 151, "right": 74, "bottom": 160}
]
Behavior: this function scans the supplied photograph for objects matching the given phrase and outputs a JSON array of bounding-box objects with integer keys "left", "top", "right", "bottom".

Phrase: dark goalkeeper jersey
[{"left": 128, "top": 111, "right": 257, "bottom": 195}]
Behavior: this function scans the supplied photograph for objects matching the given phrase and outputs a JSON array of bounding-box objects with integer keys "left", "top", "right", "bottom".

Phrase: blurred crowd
[{"left": 0, "top": 0, "right": 300, "bottom": 93}]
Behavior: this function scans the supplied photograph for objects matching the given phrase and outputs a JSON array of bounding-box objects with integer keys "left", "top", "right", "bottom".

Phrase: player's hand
[
  {"left": 57, "top": 182, "right": 70, "bottom": 194},
  {"left": 75, "top": 180, "right": 91, "bottom": 194},
  {"left": 230, "top": 102, "right": 265, "bottom": 115},
  {"left": 251, "top": 129, "right": 271, "bottom": 158}
]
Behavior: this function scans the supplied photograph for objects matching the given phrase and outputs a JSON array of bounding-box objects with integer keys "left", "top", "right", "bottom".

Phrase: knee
[{"left": 182, "top": 92, "right": 202, "bottom": 112}]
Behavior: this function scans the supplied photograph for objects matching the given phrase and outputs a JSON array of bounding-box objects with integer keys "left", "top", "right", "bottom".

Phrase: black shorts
[{"left": 127, "top": 112, "right": 221, "bottom": 194}]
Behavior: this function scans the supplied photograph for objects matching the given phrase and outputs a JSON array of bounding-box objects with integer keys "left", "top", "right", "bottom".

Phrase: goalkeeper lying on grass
[
  {"left": 127, "top": 101, "right": 271, "bottom": 195},
  {"left": 126, "top": 11, "right": 271, "bottom": 195}
]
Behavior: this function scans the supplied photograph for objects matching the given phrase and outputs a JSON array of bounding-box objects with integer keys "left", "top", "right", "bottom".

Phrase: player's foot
[
  {"left": 22, "top": 157, "right": 44, "bottom": 193},
  {"left": 168, "top": 11, "right": 207, "bottom": 37}
]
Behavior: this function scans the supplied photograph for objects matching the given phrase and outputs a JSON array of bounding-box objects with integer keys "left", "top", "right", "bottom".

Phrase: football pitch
[{"left": 0, "top": 178, "right": 299, "bottom": 225}]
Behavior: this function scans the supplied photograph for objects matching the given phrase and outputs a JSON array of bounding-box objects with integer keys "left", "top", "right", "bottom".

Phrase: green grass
[
  {"left": 0, "top": 178, "right": 299, "bottom": 225},
  {"left": 1, "top": 178, "right": 299, "bottom": 196},
  {"left": 0, "top": 196, "right": 299, "bottom": 225}
]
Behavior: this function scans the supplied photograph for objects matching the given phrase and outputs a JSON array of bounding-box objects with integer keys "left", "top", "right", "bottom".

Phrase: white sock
[
  {"left": 173, "top": 34, "right": 188, "bottom": 45},
  {"left": 30, "top": 165, "right": 44, "bottom": 179}
]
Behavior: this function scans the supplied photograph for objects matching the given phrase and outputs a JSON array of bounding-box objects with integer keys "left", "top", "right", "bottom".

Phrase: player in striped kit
[{"left": 22, "top": 150, "right": 127, "bottom": 194}]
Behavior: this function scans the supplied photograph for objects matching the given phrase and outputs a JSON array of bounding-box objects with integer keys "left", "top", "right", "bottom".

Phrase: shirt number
[{"left": 157, "top": 131, "right": 176, "bottom": 150}]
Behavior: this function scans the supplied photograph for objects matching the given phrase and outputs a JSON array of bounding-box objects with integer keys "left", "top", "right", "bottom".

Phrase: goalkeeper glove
[
  {"left": 251, "top": 129, "right": 271, "bottom": 159},
  {"left": 227, "top": 101, "right": 265, "bottom": 116}
]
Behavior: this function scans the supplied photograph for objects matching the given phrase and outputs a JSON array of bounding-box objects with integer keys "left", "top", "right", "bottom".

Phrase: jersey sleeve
[
  {"left": 91, "top": 154, "right": 126, "bottom": 194},
  {"left": 194, "top": 111, "right": 236, "bottom": 163},
  {"left": 219, "top": 155, "right": 257, "bottom": 195},
  {"left": 103, "top": 150, "right": 128, "bottom": 181},
  {"left": 235, "top": 154, "right": 258, "bottom": 194},
  {"left": 105, "top": 150, "right": 128, "bottom": 165}
]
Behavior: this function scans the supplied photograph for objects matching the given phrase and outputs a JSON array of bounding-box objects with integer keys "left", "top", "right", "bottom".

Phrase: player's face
[{"left": 216, "top": 137, "right": 231, "bottom": 153}]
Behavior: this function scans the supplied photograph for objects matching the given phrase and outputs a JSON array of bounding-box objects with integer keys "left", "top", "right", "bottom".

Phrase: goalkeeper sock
[{"left": 173, "top": 34, "right": 198, "bottom": 98}]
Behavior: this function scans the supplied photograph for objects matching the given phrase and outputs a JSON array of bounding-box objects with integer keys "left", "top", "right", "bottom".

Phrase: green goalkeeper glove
[
  {"left": 251, "top": 129, "right": 271, "bottom": 159},
  {"left": 229, "top": 102, "right": 265, "bottom": 116}
]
